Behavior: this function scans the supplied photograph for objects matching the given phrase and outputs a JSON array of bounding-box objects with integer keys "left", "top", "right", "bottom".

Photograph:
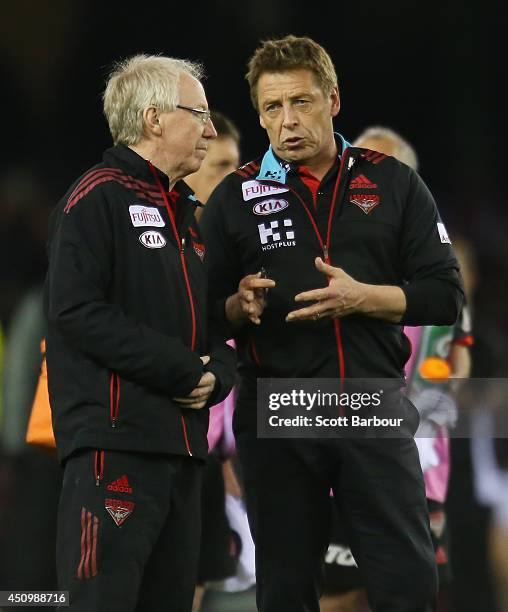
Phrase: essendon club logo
[
  {"left": 192, "top": 240, "right": 205, "bottom": 261},
  {"left": 105, "top": 499, "right": 135, "bottom": 527},
  {"left": 349, "top": 194, "right": 380, "bottom": 215}
]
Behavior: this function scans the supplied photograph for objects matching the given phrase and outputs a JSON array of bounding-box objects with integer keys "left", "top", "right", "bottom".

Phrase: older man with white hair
[{"left": 44, "top": 54, "right": 235, "bottom": 611}]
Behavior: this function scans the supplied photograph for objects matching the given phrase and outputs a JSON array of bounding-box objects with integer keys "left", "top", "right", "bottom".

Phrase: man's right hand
[{"left": 225, "top": 272, "right": 275, "bottom": 326}]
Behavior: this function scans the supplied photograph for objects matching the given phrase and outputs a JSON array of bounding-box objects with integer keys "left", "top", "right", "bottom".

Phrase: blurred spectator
[
  {"left": 446, "top": 236, "right": 502, "bottom": 612},
  {"left": 0, "top": 288, "right": 60, "bottom": 599},
  {"left": 188, "top": 111, "right": 255, "bottom": 611},
  {"left": 0, "top": 169, "right": 51, "bottom": 331}
]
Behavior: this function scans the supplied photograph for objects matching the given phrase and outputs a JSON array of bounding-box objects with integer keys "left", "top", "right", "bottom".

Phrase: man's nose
[
  {"left": 282, "top": 105, "right": 298, "bottom": 129},
  {"left": 204, "top": 119, "right": 217, "bottom": 139}
]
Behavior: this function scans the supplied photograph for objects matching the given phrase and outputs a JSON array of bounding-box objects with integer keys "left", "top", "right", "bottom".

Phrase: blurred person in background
[
  {"left": 0, "top": 290, "right": 61, "bottom": 596},
  {"left": 186, "top": 111, "right": 255, "bottom": 611},
  {"left": 0, "top": 170, "right": 51, "bottom": 331},
  {"left": 320, "top": 127, "right": 473, "bottom": 612},
  {"left": 471, "top": 396, "right": 508, "bottom": 612},
  {"left": 188, "top": 111, "right": 241, "bottom": 221},
  {"left": 448, "top": 235, "right": 505, "bottom": 612},
  {"left": 44, "top": 54, "right": 235, "bottom": 612},
  {"left": 440, "top": 230, "right": 502, "bottom": 612},
  {"left": 0, "top": 172, "right": 57, "bottom": 596},
  {"left": 201, "top": 35, "right": 464, "bottom": 612}
]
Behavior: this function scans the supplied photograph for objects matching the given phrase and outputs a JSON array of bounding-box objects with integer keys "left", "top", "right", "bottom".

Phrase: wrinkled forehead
[
  {"left": 257, "top": 68, "right": 322, "bottom": 98},
  {"left": 178, "top": 72, "right": 207, "bottom": 106}
]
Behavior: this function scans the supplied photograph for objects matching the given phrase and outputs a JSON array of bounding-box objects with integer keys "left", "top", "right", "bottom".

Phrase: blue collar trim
[{"left": 255, "top": 132, "right": 351, "bottom": 184}]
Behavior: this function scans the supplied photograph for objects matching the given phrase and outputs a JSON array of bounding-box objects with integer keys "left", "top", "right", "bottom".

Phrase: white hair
[
  {"left": 103, "top": 54, "right": 204, "bottom": 146},
  {"left": 353, "top": 126, "right": 419, "bottom": 171}
]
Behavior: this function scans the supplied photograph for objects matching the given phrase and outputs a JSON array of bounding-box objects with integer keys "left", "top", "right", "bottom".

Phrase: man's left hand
[
  {"left": 173, "top": 356, "right": 216, "bottom": 409},
  {"left": 286, "top": 257, "right": 366, "bottom": 323}
]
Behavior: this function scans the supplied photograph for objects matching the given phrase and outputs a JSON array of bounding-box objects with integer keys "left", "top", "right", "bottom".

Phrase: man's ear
[
  {"left": 330, "top": 87, "right": 340, "bottom": 118},
  {"left": 259, "top": 114, "right": 266, "bottom": 130},
  {"left": 143, "top": 106, "right": 162, "bottom": 136}
]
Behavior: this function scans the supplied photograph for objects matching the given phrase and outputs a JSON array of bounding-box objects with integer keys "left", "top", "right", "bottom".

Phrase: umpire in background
[{"left": 44, "top": 55, "right": 235, "bottom": 611}]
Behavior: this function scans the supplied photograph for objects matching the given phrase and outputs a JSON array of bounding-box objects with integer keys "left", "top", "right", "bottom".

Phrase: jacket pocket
[
  {"left": 109, "top": 373, "right": 120, "bottom": 428},
  {"left": 93, "top": 449, "right": 105, "bottom": 486}
]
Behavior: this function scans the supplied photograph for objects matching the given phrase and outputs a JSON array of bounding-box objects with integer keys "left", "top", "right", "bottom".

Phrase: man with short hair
[
  {"left": 45, "top": 54, "right": 235, "bottom": 612},
  {"left": 200, "top": 36, "right": 464, "bottom": 612}
]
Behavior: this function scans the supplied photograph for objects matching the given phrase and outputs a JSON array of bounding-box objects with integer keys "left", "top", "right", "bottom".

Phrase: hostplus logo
[{"left": 258, "top": 218, "right": 295, "bottom": 251}]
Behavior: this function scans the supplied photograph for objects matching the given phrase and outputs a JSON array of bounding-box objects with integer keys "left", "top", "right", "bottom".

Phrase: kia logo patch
[
  {"left": 139, "top": 230, "right": 166, "bottom": 249},
  {"left": 253, "top": 198, "right": 289, "bottom": 215}
]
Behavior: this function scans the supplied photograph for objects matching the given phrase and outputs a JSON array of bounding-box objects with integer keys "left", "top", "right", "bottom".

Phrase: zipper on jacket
[
  {"left": 178, "top": 237, "right": 198, "bottom": 349},
  {"left": 94, "top": 450, "right": 105, "bottom": 486},
  {"left": 148, "top": 163, "right": 197, "bottom": 352},
  {"left": 259, "top": 151, "right": 351, "bottom": 387},
  {"left": 109, "top": 373, "right": 120, "bottom": 428},
  {"left": 181, "top": 415, "right": 193, "bottom": 456},
  {"left": 148, "top": 162, "right": 198, "bottom": 457}
]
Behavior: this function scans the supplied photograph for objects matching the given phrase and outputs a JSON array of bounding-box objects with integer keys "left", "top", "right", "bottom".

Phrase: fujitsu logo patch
[
  {"left": 107, "top": 475, "right": 133, "bottom": 494},
  {"left": 139, "top": 230, "right": 166, "bottom": 249},
  {"left": 242, "top": 180, "right": 288, "bottom": 201},
  {"left": 253, "top": 198, "right": 289, "bottom": 216},
  {"left": 129, "top": 205, "right": 165, "bottom": 227},
  {"left": 258, "top": 218, "right": 295, "bottom": 251},
  {"left": 349, "top": 194, "right": 380, "bottom": 214},
  {"left": 105, "top": 498, "right": 135, "bottom": 527},
  {"left": 349, "top": 174, "right": 378, "bottom": 189}
]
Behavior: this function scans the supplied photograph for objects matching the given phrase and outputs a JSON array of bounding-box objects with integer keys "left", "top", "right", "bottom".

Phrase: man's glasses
[{"left": 176, "top": 104, "right": 211, "bottom": 125}]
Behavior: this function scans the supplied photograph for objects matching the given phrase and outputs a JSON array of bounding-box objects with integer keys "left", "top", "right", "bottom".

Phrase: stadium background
[{"left": 0, "top": 1, "right": 504, "bottom": 610}]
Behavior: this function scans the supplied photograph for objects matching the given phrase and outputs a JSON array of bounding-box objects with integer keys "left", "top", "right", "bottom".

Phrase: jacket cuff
[
  {"left": 204, "top": 350, "right": 237, "bottom": 408},
  {"left": 167, "top": 352, "right": 204, "bottom": 397},
  {"left": 401, "top": 279, "right": 463, "bottom": 326},
  {"left": 213, "top": 297, "right": 237, "bottom": 338}
]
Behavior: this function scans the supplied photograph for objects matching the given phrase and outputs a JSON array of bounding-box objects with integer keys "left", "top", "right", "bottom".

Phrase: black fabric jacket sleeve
[
  {"left": 46, "top": 190, "right": 203, "bottom": 397},
  {"left": 204, "top": 323, "right": 236, "bottom": 408},
  {"left": 199, "top": 182, "right": 238, "bottom": 405},
  {"left": 399, "top": 169, "right": 464, "bottom": 326},
  {"left": 200, "top": 181, "right": 242, "bottom": 335}
]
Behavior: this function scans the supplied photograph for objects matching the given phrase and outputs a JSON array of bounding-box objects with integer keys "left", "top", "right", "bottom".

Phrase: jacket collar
[
  {"left": 102, "top": 144, "right": 198, "bottom": 205},
  {"left": 256, "top": 132, "right": 351, "bottom": 184}
]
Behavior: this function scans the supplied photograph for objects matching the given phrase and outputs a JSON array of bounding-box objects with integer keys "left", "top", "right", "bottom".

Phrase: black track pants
[
  {"left": 56, "top": 449, "right": 203, "bottom": 612},
  {"left": 236, "top": 433, "right": 437, "bottom": 612}
]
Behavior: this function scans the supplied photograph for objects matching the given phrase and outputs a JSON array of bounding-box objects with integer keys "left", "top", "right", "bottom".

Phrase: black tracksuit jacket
[
  {"left": 200, "top": 136, "right": 463, "bottom": 425},
  {"left": 44, "top": 145, "right": 235, "bottom": 463}
]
